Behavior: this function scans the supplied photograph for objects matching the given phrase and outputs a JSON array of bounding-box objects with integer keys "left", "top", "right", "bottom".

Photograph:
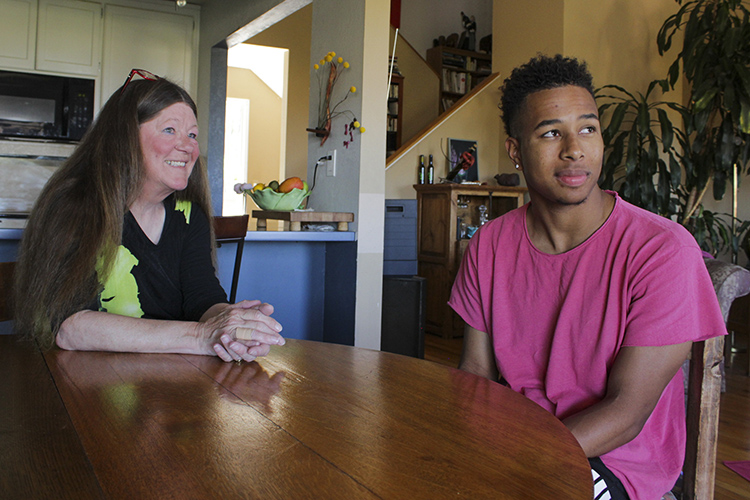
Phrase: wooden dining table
[{"left": 0, "top": 335, "right": 593, "bottom": 499}]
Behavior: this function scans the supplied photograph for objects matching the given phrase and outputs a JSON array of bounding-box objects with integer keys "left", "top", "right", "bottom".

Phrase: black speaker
[{"left": 381, "top": 276, "right": 426, "bottom": 358}]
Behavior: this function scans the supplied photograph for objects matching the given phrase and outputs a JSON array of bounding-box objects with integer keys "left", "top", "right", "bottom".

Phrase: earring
[{"left": 515, "top": 164, "right": 520, "bottom": 170}]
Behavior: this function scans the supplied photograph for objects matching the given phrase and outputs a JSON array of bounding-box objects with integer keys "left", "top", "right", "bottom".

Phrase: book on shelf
[
  {"left": 387, "top": 116, "right": 398, "bottom": 132},
  {"left": 442, "top": 69, "right": 468, "bottom": 94},
  {"left": 441, "top": 97, "right": 457, "bottom": 110}
]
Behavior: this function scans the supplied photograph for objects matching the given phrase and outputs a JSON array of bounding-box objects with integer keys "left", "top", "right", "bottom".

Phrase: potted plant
[{"left": 598, "top": 0, "right": 750, "bottom": 265}]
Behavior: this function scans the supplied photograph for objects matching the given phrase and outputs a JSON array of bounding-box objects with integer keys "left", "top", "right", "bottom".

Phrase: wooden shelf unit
[
  {"left": 414, "top": 184, "right": 527, "bottom": 338},
  {"left": 426, "top": 46, "right": 492, "bottom": 113},
  {"left": 387, "top": 74, "right": 403, "bottom": 157}
]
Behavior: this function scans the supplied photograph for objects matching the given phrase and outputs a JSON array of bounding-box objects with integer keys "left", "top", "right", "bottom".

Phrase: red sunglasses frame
[{"left": 120, "top": 68, "right": 160, "bottom": 94}]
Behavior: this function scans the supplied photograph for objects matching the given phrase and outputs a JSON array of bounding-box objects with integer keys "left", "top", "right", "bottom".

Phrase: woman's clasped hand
[{"left": 202, "top": 301, "right": 285, "bottom": 363}]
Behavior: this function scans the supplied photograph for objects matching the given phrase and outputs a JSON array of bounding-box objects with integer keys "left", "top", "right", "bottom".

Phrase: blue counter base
[{"left": 216, "top": 238, "right": 356, "bottom": 344}]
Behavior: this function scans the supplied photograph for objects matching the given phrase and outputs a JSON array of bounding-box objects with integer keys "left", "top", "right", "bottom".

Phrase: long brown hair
[{"left": 14, "top": 77, "right": 214, "bottom": 349}]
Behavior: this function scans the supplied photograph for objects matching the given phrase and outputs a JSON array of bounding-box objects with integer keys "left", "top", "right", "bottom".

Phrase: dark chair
[
  {"left": 212, "top": 215, "right": 249, "bottom": 303},
  {"left": 0, "top": 261, "right": 15, "bottom": 322},
  {"left": 670, "top": 259, "right": 750, "bottom": 500}
]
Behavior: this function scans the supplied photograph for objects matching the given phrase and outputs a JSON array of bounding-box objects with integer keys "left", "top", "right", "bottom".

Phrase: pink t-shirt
[{"left": 448, "top": 193, "right": 726, "bottom": 499}]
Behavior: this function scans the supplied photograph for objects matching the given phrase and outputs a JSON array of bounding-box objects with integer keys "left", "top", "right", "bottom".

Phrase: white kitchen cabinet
[
  {"left": 36, "top": 0, "right": 102, "bottom": 76},
  {"left": 101, "top": 5, "right": 196, "bottom": 101},
  {"left": 0, "top": 0, "right": 38, "bottom": 70}
]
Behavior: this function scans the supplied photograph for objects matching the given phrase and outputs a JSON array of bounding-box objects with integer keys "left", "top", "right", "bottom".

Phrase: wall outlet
[{"left": 326, "top": 149, "right": 337, "bottom": 177}]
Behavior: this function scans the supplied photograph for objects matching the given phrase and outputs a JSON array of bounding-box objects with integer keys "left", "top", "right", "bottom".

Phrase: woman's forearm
[
  {"left": 56, "top": 301, "right": 285, "bottom": 362},
  {"left": 56, "top": 310, "right": 206, "bottom": 355}
]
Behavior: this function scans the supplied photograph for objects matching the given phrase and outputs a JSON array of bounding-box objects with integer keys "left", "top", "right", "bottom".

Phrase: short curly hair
[{"left": 500, "top": 54, "right": 595, "bottom": 138}]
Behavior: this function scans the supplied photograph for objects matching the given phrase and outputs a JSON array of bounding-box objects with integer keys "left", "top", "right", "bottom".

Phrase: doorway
[
  {"left": 221, "top": 3, "right": 312, "bottom": 226},
  {"left": 224, "top": 44, "right": 289, "bottom": 217}
]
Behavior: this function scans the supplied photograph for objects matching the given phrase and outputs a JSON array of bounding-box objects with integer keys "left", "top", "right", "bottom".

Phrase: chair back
[
  {"left": 0, "top": 261, "right": 16, "bottom": 322},
  {"left": 681, "top": 259, "right": 750, "bottom": 500},
  {"left": 212, "top": 215, "right": 249, "bottom": 303},
  {"left": 213, "top": 215, "right": 249, "bottom": 241}
]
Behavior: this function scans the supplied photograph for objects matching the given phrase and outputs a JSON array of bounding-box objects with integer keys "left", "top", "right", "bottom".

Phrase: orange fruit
[{"left": 278, "top": 176, "right": 304, "bottom": 193}]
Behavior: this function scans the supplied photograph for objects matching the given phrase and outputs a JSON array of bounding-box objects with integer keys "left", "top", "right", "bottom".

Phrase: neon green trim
[
  {"left": 98, "top": 246, "right": 144, "bottom": 317},
  {"left": 175, "top": 200, "right": 192, "bottom": 224}
]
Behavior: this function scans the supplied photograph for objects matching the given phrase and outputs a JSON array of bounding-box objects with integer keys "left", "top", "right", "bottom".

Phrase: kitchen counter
[
  {"left": 0, "top": 229, "right": 23, "bottom": 240},
  {"left": 0, "top": 228, "right": 353, "bottom": 242}
]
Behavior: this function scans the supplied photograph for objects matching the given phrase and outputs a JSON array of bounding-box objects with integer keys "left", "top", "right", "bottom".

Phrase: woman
[{"left": 14, "top": 71, "right": 284, "bottom": 362}]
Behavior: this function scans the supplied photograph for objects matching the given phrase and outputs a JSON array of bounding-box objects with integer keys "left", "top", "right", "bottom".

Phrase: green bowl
[{"left": 247, "top": 187, "right": 310, "bottom": 211}]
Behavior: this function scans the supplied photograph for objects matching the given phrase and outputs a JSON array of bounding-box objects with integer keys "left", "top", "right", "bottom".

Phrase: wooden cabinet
[
  {"left": 426, "top": 46, "right": 491, "bottom": 114},
  {"left": 387, "top": 74, "right": 403, "bottom": 158},
  {"left": 415, "top": 184, "right": 527, "bottom": 338},
  {"left": 101, "top": 4, "right": 197, "bottom": 100},
  {"left": 37, "top": 0, "right": 102, "bottom": 76},
  {"left": 0, "top": 0, "right": 38, "bottom": 70},
  {"left": 0, "top": 0, "right": 199, "bottom": 102},
  {"left": 0, "top": 0, "right": 101, "bottom": 75}
]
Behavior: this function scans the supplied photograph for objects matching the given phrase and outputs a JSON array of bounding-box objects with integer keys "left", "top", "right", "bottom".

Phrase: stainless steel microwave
[{"left": 0, "top": 70, "right": 94, "bottom": 142}]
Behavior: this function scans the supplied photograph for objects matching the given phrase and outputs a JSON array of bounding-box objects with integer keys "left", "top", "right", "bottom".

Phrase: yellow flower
[
  {"left": 313, "top": 64, "right": 319, "bottom": 70},
  {"left": 337, "top": 57, "right": 343, "bottom": 63},
  {"left": 325, "top": 55, "right": 333, "bottom": 62},
  {"left": 343, "top": 62, "right": 350, "bottom": 69},
  {"left": 330, "top": 52, "right": 336, "bottom": 57},
  {"left": 319, "top": 59, "right": 325, "bottom": 66},
  {"left": 353, "top": 121, "right": 360, "bottom": 128},
  {"left": 350, "top": 86, "right": 357, "bottom": 93},
  {"left": 359, "top": 127, "right": 366, "bottom": 133}
]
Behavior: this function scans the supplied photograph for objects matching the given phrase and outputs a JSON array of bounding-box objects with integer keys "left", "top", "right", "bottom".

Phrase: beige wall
[
  {"left": 490, "top": 0, "right": 687, "bottom": 173},
  {"left": 246, "top": 4, "right": 312, "bottom": 182},
  {"left": 226, "top": 67, "right": 283, "bottom": 188},
  {"left": 390, "top": 28, "right": 440, "bottom": 145},
  {"left": 385, "top": 73, "right": 504, "bottom": 199}
]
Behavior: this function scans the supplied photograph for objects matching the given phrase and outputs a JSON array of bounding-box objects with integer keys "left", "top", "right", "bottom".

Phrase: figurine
[{"left": 460, "top": 12, "right": 477, "bottom": 51}]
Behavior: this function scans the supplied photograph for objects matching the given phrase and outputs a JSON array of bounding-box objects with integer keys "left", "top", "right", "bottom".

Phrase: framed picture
[{"left": 447, "top": 138, "right": 478, "bottom": 182}]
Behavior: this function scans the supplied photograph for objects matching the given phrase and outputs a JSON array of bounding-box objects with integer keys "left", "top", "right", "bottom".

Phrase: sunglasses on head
[{"left": 120, "top": 68, "right": 161, "bottom": 94}]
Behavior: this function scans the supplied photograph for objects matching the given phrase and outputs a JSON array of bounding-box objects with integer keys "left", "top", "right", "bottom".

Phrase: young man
[{"left": 448, "top": 55, "right": 726, "bottom": 500}]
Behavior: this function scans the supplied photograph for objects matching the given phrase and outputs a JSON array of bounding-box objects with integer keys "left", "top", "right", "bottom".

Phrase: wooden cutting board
[{"left": 251, "top": 210, "right": 354, "bottom": 231}]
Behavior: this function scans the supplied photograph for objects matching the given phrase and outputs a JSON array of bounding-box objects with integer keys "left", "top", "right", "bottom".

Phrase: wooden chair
[
  {"left": 675, "top": 259, "right": 750, "bottom": 500},
  {"left": 0, "top": 261, "right": 15, "bottom": 322},
  {"left": 212, "top": 215, "right": 249, "bottom": 304}
]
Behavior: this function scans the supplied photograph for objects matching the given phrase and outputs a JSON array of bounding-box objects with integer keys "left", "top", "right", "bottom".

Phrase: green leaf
[
  {"left": 636, "top": 103, "right": 650, "bottom": 138},
  {"left": 657, "top": 108, "right": 675, "bottom": 152},
  {"left": 625, "top": 127, "right": 639, "bottom": 175},
  {"left": 604, "top": 102, "right": 630, "bottom": 144},
  {"left": 740, "top": 96, "right": 750, "bottom": 134},
  {"left": 718, "top": 116, "right": 737, "bottom": 169},
  {"left": 669, "top": 154, "right": 682, "bottom": 189},
  {"left": 713, "top": 169, "right": 727, "bottom": 199},
  {"left": 693, "top": 86, "right": 719, "bottom": 113},
  {"left": 667, "top": 60, "right": 681, "bottom": 87}
]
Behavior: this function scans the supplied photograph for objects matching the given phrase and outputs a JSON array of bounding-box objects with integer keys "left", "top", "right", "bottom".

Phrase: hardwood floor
[{"left": 424, "top": 334, "right": 750, "bottom": 499}]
